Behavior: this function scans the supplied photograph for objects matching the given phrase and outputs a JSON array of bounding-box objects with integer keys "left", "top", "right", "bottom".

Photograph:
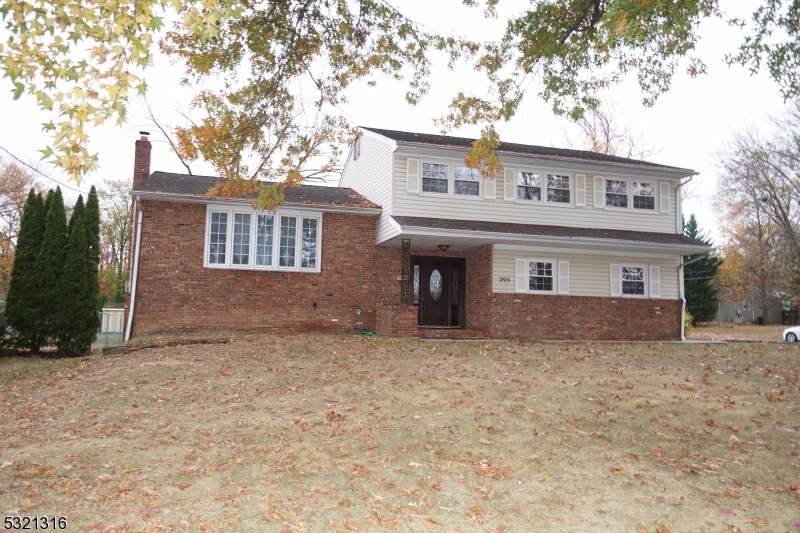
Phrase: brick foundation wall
[
  {"left": 126, "top": 201, "right": 682, "bottom": 340},
  {"left": 375, "top": 305, "right": 419, "bottom": 337}
]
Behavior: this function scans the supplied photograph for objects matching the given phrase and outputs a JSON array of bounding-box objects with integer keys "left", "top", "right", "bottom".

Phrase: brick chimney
[{"left": 133, "top": 132, "right": 152, "bottom": 187}]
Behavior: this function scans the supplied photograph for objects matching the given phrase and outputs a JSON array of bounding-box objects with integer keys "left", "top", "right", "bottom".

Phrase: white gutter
[{"left": 125, "top": 201, "right": 143, "bottom": 342}]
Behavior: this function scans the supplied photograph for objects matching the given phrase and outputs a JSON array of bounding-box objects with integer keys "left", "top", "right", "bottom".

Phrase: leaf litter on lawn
[{"left": 1, "top": 334, "right": 799, "bottom": 531}]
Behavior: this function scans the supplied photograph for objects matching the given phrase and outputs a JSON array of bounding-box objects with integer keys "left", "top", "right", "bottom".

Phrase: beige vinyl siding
[
  {"left": 492, "top": 246, "right": 680, "bottom": 299},
  {"left": 393, "top": 155, "right": 678, "bottom": 234},
  {"left": 340, "top": 134, "right": 394, "bottom": 243}
]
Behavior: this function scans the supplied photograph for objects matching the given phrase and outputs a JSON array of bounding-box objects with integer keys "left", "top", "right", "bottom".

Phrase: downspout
[{"left": 125, "top": 198, "right": 143, "bottom": 342}]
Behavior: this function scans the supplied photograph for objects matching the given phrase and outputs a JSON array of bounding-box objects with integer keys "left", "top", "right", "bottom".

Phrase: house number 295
[{"left": 498, "top": 276, "right": 511, "bottom": 283}]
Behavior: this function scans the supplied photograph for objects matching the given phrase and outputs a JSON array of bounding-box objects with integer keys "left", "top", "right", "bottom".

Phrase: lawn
[
  {"left": 1, "top": 334, "right": 799, "bottom": 533},
  {"left": 689, "top": 324, "right": 788, "bottom": 343}
]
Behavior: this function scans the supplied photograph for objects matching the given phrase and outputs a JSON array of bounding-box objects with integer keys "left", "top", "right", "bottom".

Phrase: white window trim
[
  {"left": 204, "top": 206, "right": 322, "bottom": 273},
  {"left": 514, "top": 167, "right": 575, "bottom": 208},
  {"left": 417, "top": 158, "right": 485, "bottom": 201},
  {"left": 620, "top": 263, "right": 648, "bottom": 298},
  {"left": 601, "top": 177, "right": 660, "bottom": 214},
  {"left": 520, "top": 257, "right": 559, "bottom": 294}
]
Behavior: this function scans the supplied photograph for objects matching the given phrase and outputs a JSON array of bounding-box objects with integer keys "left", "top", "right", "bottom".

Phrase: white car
[{"left": 784, "top": 326, "right": 800, "bottom": 342}]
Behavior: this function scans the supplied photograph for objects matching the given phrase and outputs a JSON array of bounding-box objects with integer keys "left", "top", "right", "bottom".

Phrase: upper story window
[
  {"left": 633, "top": 182, "right": 656, "bottom": 210},
  {"left": 516, "top": 170, "right": 573, "bottom": 206},
  {"left": 546, "top": 174, "right": 570, "bottom": 203},
  {"left": 454, "top": 166, "right": 480, "bottom": 196},
  {"left": 605, "top": 179, "right": 628, "bottom": 208},
  {"left": 517, "top": 172, "right": 541, "bottom": 201},
  {"left": 422, "top": 163, "right": 448, "bottom": 193},
  {"left": 205, "top": 206, "right": 321, "bottom": 272},
  {"left": 603, "top": 178, "right": 658, "bottom": 211}
]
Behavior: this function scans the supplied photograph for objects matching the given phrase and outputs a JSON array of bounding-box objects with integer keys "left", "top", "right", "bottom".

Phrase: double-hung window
[
  {"left": 605, "top": 179, "right": 628, "bottom": 208},
  {"left": 515, "top": 258, "right": 569, "bottom": 294},
  {"left": 622, "top": 266, "right": 645, "bottom": 295},
  {"left": 517, "top": 172, "right": 541, "bottom": 201},
  {"left": 454, "top": 165, "right": 480, "bottom": 196},
  {"left": 422, "top": 163, "right": 448, "bottom": 193},
  {"left": 205, "top": 207, "right": 321, "bottom": 272},
  {"left": 529, "top": 261, "right": 554, "bottom": 292},
  {"left": 546, "top": 174, "right": 570, "bottom": 203},
  {"left": 633, "top": 182, "right": 656, "bottom": 210}
]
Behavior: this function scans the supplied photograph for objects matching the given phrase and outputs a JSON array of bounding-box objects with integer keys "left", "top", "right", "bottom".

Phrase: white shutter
[
  {"left": 594, "top": 176, "right": 604, "bottom": 207},
  {"left": 504, "top": 167, "right": 516, "bottom": 201},
  {"left": 557, "top": 260, "right": 569, "bottom": 295},
  {"left": 659, "top": 182, "right": 670, "bottom": 213},
  {"left": 484, "top": 176, "right": 496, "bottom": 200},
  {"left": 649, "top": 266, "right": 661, "bottom": 298},
  {"left": 515, "top": 258, "right": 528, "bottom": 292},
  {"left": 407, "top": 158, "right": 420, "bottom": 193},
  {"left": 610, "top": 264, "right": 622, "bottom": 297},
  {"left": 575, "top": 174, "right": 586, "bottom": 206}
]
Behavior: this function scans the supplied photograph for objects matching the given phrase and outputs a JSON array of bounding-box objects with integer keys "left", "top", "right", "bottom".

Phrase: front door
[{"left": 419, "top": 260, "right": 450, "bottom": 326}]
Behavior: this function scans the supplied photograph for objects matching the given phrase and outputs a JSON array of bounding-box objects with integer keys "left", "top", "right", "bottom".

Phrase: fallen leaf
[
  {"left": 343, "top": 519, "right": 358, "bottom": 530},
  {"left": 611, "top": 467, "right": 625, "bottom": 475},
  {"left": 431, "top": 478, "right": 443, "bottom": 491},
  {"left": 720, "top": 509, "right": 737, "bottom": 517}
]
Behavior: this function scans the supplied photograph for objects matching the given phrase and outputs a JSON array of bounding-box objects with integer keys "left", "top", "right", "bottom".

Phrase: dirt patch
[{"left": 1, "top": 333, "right": 799, "bottom": 532}]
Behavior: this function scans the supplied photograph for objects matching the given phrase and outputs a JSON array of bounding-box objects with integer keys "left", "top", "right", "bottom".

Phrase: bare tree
[
  {"left": 562, "top": 98, "right": 662, "bottom": 160},
  {"left": 716, "top": 102, "right": 800, "bottom": 305},
  {"left": 96, "top": 177, "right": 132, "bottom": 300}
]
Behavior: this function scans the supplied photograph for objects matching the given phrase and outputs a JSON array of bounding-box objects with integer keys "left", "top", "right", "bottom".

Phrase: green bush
[{"left": 684, "top": 309, "right": 694, "bottom": 337}]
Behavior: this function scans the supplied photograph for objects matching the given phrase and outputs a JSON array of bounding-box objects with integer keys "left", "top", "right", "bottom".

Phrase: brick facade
[{"left": 125, "top": 200, "right": 682, "bottom": 340}]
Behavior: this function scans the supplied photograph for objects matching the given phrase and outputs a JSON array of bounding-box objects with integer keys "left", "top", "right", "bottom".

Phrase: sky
[{"left": 0, "top": 0, "right": 791, "bottom": 244}]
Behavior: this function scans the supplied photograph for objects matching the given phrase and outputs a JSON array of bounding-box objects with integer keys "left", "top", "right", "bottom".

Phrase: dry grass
[
  {"left": 1, "top": 334, "right": 800, "bottom": 532},
  {"left": 690, "top": 324, "right": 788, "bottom": 342}
]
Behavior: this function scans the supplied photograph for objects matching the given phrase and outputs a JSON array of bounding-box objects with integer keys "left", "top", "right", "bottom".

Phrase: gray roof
[
  {"left": 133, "top": 171, "right": 380, "bottom": 209},
  {"left": 362, "top": 127, "right": 693, "bottom": 173},
  {"left": 391, "top": 216, "right": 710, "bottom": 248}
]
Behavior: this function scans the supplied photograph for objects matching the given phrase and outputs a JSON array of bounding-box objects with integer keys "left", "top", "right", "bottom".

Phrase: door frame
[{"left": 412, "top": 256, "right": 466, "bottom": 328}]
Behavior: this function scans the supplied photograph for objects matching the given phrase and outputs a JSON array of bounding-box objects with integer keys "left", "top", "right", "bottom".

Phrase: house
[{"left": 123, "top": 127, "right": 710, "bottom": 341}]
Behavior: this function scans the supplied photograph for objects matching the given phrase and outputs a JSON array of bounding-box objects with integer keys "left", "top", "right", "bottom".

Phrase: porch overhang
[{"left": 380, "top": 216, "right": 713, "bottom": 256}]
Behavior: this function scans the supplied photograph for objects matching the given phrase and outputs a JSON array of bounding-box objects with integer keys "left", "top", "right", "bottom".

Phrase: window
[
  {"left": 301, "top": 218, "right": 318, "bottom": 269},
  {"left": 547, "top": 174, "right": 570, "bottom": 203},
  {"left": 279, "top": 216, "right": 297, "bottom": 267},
  {"left": 256, "top": 214, "right": 274, "bottom": 266},
  {"left": 209, "top": 212, "right": 228, "bottom": 264},
  {"left": 517, "top": 172, "right": 541, "bottom": 201},
  {"left": 622, "top": 266, "right": 645, "bottom": 295},
  {"left": 633, "top": 182, "right": 656, "bottom": 210},
  {"left": 422, "top": 163, "right": 448, "bottom": 193},
  {"left": 413, "top": 264, "right": 420, "bottom": 305},
  {"left": 206, "top": 207, "right": 320, "bottom": 272},
  {"left": 232, "top": 213, "right": 251, "bottom": 265},
  {"left": 605, "top": 179, "right": 628, "bottom": 208},
  {"left": 529, "top": 261, "right": 554, "bottom": 292},
  {"left": 454, "top": 166, "right": 480, "bottom": 196}
]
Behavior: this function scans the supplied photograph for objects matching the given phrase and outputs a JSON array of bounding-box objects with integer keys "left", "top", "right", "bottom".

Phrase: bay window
[{"left": 205, "top": 207, "right": 321, "bottom": 272}]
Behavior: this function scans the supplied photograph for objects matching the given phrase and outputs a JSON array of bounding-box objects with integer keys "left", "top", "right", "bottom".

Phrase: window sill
[
  {"left": 203, "top": 263, "right": 321, "bottom": 274},
  {"left": 514, "top": 199, "right": 574, "bottom": 208}
]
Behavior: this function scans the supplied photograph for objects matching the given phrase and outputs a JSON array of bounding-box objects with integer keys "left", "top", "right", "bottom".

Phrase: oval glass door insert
[{"left": 429, "top": 269, "right": 443, "bottom": 301}]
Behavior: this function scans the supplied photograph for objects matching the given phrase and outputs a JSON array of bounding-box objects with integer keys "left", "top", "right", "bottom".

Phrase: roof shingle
[
  {"left": 391, "top": 216, "right": 710, "bottom": 248},
  {"left": 362, "top": 127, "right": 693, "bottom": 173},
  {"left": 133, "top": 171, "right": 380, "bottom": 209}
]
